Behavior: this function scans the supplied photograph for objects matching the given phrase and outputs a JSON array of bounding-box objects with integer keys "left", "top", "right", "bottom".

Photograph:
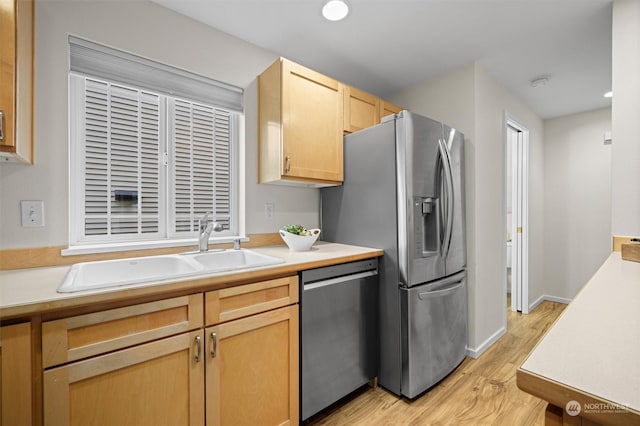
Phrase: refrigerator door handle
[
  {"left": 438, "top": 138, "right": 455, "bottom": 259},
  {"left": 418, "top": 281, "right": 464, "bottom": 299}
]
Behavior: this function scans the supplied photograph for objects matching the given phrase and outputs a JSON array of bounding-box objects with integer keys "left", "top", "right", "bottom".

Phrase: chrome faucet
[
  {"left": 198, "top": 212, "right": 223, "bottom": 252},
  {"left": 233, "top": 238, "right": 241, "bottom": 250}
]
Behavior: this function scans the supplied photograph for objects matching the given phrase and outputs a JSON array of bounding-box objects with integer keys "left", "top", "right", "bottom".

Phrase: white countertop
[
  {"left": 520, "top": 252, "right": 640, "bottom": 412},
  {"left": 0, "top": 242, "right": 382, "bottom": 320}
]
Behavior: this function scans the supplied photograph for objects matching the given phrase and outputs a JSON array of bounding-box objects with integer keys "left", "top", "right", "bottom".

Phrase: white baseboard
[
  {"left": 466, "top": 294, "right": 570, "bottom": 359},
  {"left": 465, "top": 326, "right": 506, "bottom": 359},
  {"left": 528, "top": 294, "right": 546, "bottom": 311},
  {"left": 542, "top": 294, "right": 571, "bottom": 304},
  {"left": 528, "top": 294, "right": 571, "bottom": 312}
]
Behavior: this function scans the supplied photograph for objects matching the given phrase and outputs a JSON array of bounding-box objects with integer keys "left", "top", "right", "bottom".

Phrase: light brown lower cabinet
[
  {"left": 1, "top": 322, "right": 33, "bottom": 426},
  {"left": 40, "top": 277, "right": 300, "bottom": 426},
  {"left": 43, "top": 330, "right": 205, "bottom": 426},
  {"left": 206, "top": 305, "right": 299, "bottom": 426}
]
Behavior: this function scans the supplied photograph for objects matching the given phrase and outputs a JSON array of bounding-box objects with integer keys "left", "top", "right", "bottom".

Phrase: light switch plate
[
  {"left": 265, "top": 202, "right": 274, "bottom": 220},
  {"left": 21, "top": 200, "right": 45, "bottom": 227}
]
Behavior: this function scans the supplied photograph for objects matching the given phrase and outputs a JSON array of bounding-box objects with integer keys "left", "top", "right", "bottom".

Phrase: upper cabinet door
[
  {"left": 258, "top": 58, "right": 344, "bottom": 187},
  {"left": 379, "top": 99, "right": 403, "bottom": 122},
  {"left": 344, "top": 86, "right": 380, "bottom": 133},
  {"left": 282, "top": 60, "right": 344, "bottom": 183},
  {"left": 0, "top": 0, "right": 34, "bottom": 164}
]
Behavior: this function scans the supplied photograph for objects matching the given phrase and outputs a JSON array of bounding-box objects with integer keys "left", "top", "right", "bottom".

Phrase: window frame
[{"left": 67, "top": 73, "right": 244, "bottom": 255}]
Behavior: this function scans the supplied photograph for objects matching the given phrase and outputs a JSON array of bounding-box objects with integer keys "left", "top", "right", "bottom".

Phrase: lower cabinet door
[
  {"left": 1, "top": 322, "right": 33, "bottom": 426},
  {"left": 43, "top": 330, "right": 205, "bottom": 426},
  {"left": 206, "top": 305, "right": 299, "bottom": 426}
]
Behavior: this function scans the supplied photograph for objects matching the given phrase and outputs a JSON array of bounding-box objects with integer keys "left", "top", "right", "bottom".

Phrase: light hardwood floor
[{"left": 307, "top": 297, "right": 566, "bottom": 425}]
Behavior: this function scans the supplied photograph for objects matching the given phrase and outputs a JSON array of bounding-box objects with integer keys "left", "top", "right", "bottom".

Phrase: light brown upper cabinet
[
  {"left": 258, "top": 58, "right": 344, "bottom": 187},
  {"left": 344, "top": 87, "right": 403, "bottom": 133},
  {"left": 379, "top": 99, "right": 403, "bottom": 122},
  {"left": 343, "top": 86, "right": 380, "bottom": 133},
  {"left": 0, "top": 0, "right": 34, "bottom": 164}
]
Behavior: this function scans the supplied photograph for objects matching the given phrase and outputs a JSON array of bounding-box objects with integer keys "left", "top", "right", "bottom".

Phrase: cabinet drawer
[
  {"left": 42, "top": 294, "right": 203, "bottom": 368},
  {"left": 205, "top": 276, "right": 298, "bottom": 325},
  {"left": 43, "top": 330, "right": 204, "bottom": 426}
]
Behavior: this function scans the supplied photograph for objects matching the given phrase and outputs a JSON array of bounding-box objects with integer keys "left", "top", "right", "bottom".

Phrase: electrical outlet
[
  {"left": 21, "top": 200, "right": 45, "bottom": 227},
  {"left": 265, "top": 202, "right": 274, "bottom": 220}
]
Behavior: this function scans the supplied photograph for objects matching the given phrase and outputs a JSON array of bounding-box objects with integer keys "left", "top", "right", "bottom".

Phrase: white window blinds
[
  {"left": 83, "top": 78, "right": 162, "bottom": 238},
  {"left": 170, "top": 99, "right": 233, "bottom": 234}
]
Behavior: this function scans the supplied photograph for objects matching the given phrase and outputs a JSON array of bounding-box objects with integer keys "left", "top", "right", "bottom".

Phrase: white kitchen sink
[
  {"left": 188, "top": 249, "right": 284, "bottom": 272},
  {"left": 57, "top": 249, "right": 283, "bottom": 293}
]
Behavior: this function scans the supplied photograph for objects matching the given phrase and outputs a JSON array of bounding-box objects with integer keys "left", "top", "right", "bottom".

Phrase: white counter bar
[
  {"left": 517, "top": 252, "right": 640, "bottom": 425},
  {"left": 0, "top": 242, "right": 382, "bottom": 320}
]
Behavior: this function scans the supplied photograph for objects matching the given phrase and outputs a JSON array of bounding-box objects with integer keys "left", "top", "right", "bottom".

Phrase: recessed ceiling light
[
  {"left": 322, "top": 0, "right": 349, "bottom": 21},
  {"left": 604, "top": 91, "right": 612, "bottom": 98}
]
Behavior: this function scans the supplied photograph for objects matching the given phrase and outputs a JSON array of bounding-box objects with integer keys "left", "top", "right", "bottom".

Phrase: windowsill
[{"left": 61, "top": 236, "right": 249, "bottom": 256}]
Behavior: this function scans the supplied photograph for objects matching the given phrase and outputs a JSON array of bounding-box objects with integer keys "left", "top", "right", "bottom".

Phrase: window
[{"left": 68, "top": 37, "right": 243, "bottom": 251}]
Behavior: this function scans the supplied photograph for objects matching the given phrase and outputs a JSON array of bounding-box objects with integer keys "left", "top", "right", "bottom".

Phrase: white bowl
[{"left": 279, "top": 229, "right": 321, "bottom": 251}]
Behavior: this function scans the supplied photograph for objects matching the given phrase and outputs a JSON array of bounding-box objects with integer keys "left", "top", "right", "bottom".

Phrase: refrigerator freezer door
[{"left": 400, "top": 271, "right": 467, "bottom": 398}]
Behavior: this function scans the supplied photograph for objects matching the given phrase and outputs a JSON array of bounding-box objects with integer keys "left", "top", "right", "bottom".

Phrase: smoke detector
[{"left": 530, "top": 75, "right": 550, "bottom": 88}]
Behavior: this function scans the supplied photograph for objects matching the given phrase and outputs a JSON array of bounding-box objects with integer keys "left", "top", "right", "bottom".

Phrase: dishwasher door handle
[{"left": 303, "top": 270, "right": 378, "bottom": 291}]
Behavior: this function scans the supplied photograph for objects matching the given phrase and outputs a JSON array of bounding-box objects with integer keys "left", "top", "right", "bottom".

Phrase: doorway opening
[{"left": 505, "top": 116, "right": 529, "bottom": 314}]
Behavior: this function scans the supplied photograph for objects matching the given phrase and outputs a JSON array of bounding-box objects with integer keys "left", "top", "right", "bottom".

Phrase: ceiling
[{"left": 150, "top": 0, "right": 613, "bottom": 120}]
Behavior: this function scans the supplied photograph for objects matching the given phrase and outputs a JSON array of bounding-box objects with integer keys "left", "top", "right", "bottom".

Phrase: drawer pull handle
[
  {"left": 194, "top": 335, "right": 202, "bottom": 362},
  {"left": 0, "top": 111, "right": 4, "bottom": 141},
  {"left": 210, "top": 331, "right": 217, "bottom": 358}
]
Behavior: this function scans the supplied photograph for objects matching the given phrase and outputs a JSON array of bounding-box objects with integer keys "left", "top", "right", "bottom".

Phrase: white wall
[
  {"left": 611, "top": 0, "right": 640, "bottom": 236},
  {"left": 544, "top": 108, "right": 612, "bottom": 299},
  {"left": 0, "top": 0, "right": 320, "bottom": 249},
  {"left": 475, "top": 66, "right": 545, "bottom": 315},
  {"left": 391, "top": 63, "right": 544, "bottom": 356}
]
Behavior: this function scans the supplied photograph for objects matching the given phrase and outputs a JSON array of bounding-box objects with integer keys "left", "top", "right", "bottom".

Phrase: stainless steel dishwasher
[{"left": 300, "top": 258, "right": 379, "bottom": 421}]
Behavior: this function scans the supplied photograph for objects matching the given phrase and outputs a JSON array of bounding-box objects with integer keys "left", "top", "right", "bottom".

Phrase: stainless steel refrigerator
[{"left": 321, "top": 110, "right": 468, "bottom": 398}]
